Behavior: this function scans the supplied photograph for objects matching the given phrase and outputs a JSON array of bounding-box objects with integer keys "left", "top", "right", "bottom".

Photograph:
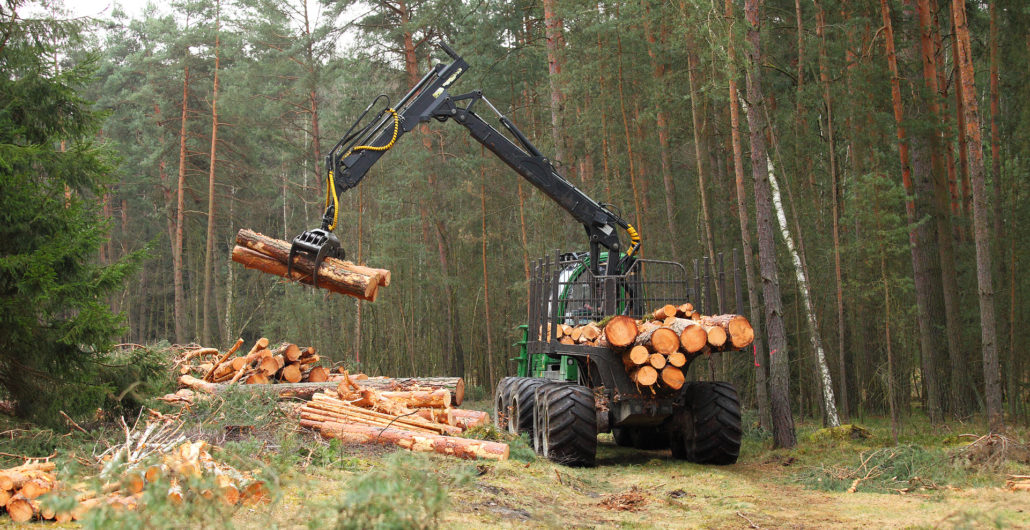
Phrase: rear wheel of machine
[
  {"left": 667, "top": 381, "right": 742, "bottom": 465},
  {"left": 493, "top": 377, "right": 519, "bottom": 430},
  {"left": 532, "top": 383, "right": 565, "bottom": 453},
  {"left": 537, "top": 384, "right": 596, "bottom": 466},
  {"left": 508, "top": 378, "right": 549, "bottom": 437}
]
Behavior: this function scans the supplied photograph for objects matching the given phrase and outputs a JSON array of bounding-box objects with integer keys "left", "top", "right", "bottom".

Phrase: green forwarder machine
[{"left": 288, "top": 45, "right": 743, "bottom": 467}]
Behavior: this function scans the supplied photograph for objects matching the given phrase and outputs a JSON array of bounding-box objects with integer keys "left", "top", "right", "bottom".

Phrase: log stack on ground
[
  {"left": 231, "top": 228, "right": 390, "bottom": 302},
  {"left": 538, "top": 303, "right": 754, "bottom": 395},
  {"left": 299, "top": 373, "right": 504, "bottom": 461},
  {"left": 176, "top": 338, "right": 336, "bottom": 389}
]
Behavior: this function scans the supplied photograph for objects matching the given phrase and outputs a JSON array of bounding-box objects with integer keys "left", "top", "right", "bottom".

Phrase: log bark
[
  {"left": 304, "top": 420, "right": 509, "bottom": 460},
  {"left": 236, "top": 229, "right": 385, "bottom": 286},
  {"left": 347, "top": 377, "right": 465, "bottom": 406},
  {"left": 232, "top": 246, "right": 377, "bottom": 302},
  {"left": 378, "top": 390, "right": 452, "bottom": 409}
]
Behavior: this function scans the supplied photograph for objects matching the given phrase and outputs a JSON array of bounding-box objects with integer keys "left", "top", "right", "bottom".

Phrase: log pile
[
  {"left": 299, "top": 374, "right": 505, "bottom": 461},
  {"left": 231, "top": 229, "right": 390, "bottom": 302},
  {"left": 176, "top": 338, "right": 334, "bottom": 386},
  {"left": 549, "top": 303, "right": 754, "bottom": 394},
  {"left": 0, "top": 441, "right": 267, "bottom": 523}
]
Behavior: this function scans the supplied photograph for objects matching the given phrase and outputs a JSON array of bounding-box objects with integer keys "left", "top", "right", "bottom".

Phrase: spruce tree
[{"left": 0, "top": 2, "right": 140, "bottom": 422}]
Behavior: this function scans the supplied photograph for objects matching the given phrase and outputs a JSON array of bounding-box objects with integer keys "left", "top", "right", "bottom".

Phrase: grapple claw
[{"left": 288, "top": 228, "right": 343, "bottom": 289}]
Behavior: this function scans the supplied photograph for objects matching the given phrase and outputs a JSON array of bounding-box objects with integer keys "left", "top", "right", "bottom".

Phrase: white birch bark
[{"left": 767, "top": 155, "right": 841, "bottom": 427}]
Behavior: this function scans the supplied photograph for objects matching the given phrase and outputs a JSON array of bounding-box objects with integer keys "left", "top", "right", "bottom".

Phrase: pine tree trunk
[
  {"left": 916, "top": 0, "right": 967, "bottom": 416},
  {"left": 687, "top": 48, "right": 720, "bottom": 309},
  {"left": 726, "top": 0, "right": 770, "bottom": 431},
  {"left": 744, "top": 0, "right": 796, "bottom": 448},
  {"left": 643, "top": 9, "right": 679, "bottom": 257},
  {"left": 881, "top": 0, "right": 944, "bottom": 422},
  {"left": 175, "top": 64, "right": 190, "bottom": 345},
  {"left": 480, "top": 168, "right": 495, "bottom": 391},
  {"left": 542, "top": 0, "right": 567, "bottom": 167},
  {"left": 615, "top": 23, "right": 643, "bottom": 235},
  {"left": 202, "top": 1, "right": 221, "bottom": 346},
  {"left": 951, "top": 0, "right": 1003, "bottom": 432},
  {"left": 815, "top": 0, "right": 849, "bottom": 420}
]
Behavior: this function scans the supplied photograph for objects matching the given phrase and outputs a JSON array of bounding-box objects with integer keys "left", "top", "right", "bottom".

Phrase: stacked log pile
[
  {"left": 550, "top": 303, "right": 754, "bottom": 394},
  {"left": 176, "top": 338, "right": 334, "bottom": 386},
  {"left": 231, "top": 229, "right": 390, "bottom": 302},
  {"left": 0, "top": 441, "right": 266, "bottom": 523},
  {"left": 299, "top": 374, "right": 506, "bottom": 461}
]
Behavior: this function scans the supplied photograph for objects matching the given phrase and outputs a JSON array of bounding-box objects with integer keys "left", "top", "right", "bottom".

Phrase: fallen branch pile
[
  {"left": 0, "top": 438, "right": 267, "bottom": 523},
  {"left": 231, "top": 229, "right": 390, "bottom": 302},
  {"left": 299, "top": 374, "right": 506, "bottom": 461},
  {"left": 176, "top": 338, "right": 334, "bottom": 386},
  {"left": 551, "top": 303, "right": 754, "bottom": 394}
]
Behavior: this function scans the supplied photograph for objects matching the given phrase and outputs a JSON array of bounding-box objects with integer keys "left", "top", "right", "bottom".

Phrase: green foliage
[
  {"left": 0, "top": 1, "right": 144, "bottom": 426},
  {"left": 307, "top": 452, "right": 473, "bottom": 530},
  {"left": 794, "top": 445, "right": 951, "bottom": 494}
]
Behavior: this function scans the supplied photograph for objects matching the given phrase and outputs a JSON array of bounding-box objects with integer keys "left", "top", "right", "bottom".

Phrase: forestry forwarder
[{"left": 288, "top": 44, "right": 742, "bottom": 467}]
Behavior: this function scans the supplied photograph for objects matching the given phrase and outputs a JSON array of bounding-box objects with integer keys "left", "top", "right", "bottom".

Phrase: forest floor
[
  {"left": 2, "top": 391, "right": 1029, "bottom": 528},
  {"left": 236, "top": 401, "right": 1030, "bottom": 530}
]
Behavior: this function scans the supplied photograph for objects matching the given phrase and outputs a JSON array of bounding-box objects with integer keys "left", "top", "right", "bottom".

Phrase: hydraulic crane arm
[{"left": 292, "top": 44, "right": 640, "bottom": 280}]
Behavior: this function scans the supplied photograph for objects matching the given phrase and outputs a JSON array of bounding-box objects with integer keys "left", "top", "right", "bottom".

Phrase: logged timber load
[
  {"left": 231, "top": 229, "right": 389, "bottom": 302},
  {"left": 174, "top": 338, "right": 338, "bottom": 394},
  {"left": 298, "top": 374, "right": 506, "bottom": 460}
]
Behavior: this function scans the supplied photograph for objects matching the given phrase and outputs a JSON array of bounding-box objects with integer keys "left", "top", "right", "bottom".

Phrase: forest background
[{"left": 3, "top": 0, "right": 1028, "bottom": 440}]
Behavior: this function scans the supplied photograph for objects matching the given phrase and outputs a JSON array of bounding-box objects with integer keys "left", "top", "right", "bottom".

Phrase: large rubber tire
[
  {"left": 536, "top": 384, "right": 597, "bottom": 466},
  {"left": 508, "top": 378, "right": 549, "bottom": 437},
  {"left": 493, "top": 377, "right": 519, "bottom": 430},
  {"left": 531, "top": 383, "right": 566, "bottom": 454},
  {"left": 667, "top": 381, "right": 742, "bottom": 465}
]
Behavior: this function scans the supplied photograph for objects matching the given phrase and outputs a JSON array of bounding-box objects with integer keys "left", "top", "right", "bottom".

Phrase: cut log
[
  {"left": 622, "top": 345, "right": 650, "bottom": 370},
  {"left": 235, "top": 228, "right": 384, "bottom": 290},
  {"left": 203, "top": 339, "right": 244, "bottom": 382},
  {"left": 340, "top": 262, "right": 391, "bottom": 287},
  {"left": 231, "top": 245, "right": 378, "bottom": 302},
  {"left": 648, "top": 353, "right": 667, "bottom": 370},
  {"left": 305, "top": 366, "right": 330, "bottom": 383},
  {"left": 660, "top": 366, "right": 685, "bottom": 390},
  {"left": 630, "top": 365, "right": 658, "bottom": 386},
  {"left": 446, "top": 408, "right": 490, "bottom": 429},
  {"left": 579, "top": 324, "right": 601, "bottom": 341},
  {"left": 699, "top": 314, "right": 755, "bottom": 350},
  {"left": 652, "top": 304, "right": 678, "bottom": 320},
  {"left": 569, "top": 326, "right": 583, "bottom": 342},
  {"left": 6, "top": 493, "right": 37, "bottom": 522},
  {"left": 244, "top": 373, "right": 270, "bottom": 385},
  {"left": 280, "top": 364, "right": 303, "bottom": 383},
  {"left": 634, "top": 325, "right": 680, "bottom": 354},
  {"left": 283, "top": 344, "right": 302, "bottom": 362},
  {"left": 665, "top": 318, "right": 709, "bottom": 353},
  {"left": 677, "top": 303, "right": 694, "bottom": 317},
  {"left": 378, "top": 390, "right": 452, "bottom": 409},
  {"left": 304, "top": 420, "right": 509, "bottom": 460},
  {"left": 598, "top": 316, "right": 638, "bottom": 348},
  {"left": 305, "top": 396, "right": 458, "bottom": 435},
  {"left": 704, "top": 325, "right": 728, "bottom": 348},
  {"left": 19, "top": 475, "right": 54, "bottom": 499},
  {"left": 298, "top": 354, "right": 320, "bottom": 366},
  {"left": 257, "top": 356, "right": 280, "bottom": 377},
  {"left": 668, "top": 351, "right": 687, "bottom": 368}
]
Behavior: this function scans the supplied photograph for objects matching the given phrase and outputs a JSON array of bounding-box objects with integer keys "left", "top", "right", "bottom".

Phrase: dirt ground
[{"left": 254, "top": 431, "right": 1030, "bottom": 529}]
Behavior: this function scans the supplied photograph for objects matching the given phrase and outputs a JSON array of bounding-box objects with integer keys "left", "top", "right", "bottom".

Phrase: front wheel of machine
[
  {"left": 668, "top": 381, "right": 742, "bottom": 465},
  {"left": 538, "top": 385, "right": 597, "bottom": 467},
  {"left": 508, "top": 378, "right": 549, "bottom": 438},
  {"left": 493, "top": 377, "right": 519, "bottom": 431}
]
